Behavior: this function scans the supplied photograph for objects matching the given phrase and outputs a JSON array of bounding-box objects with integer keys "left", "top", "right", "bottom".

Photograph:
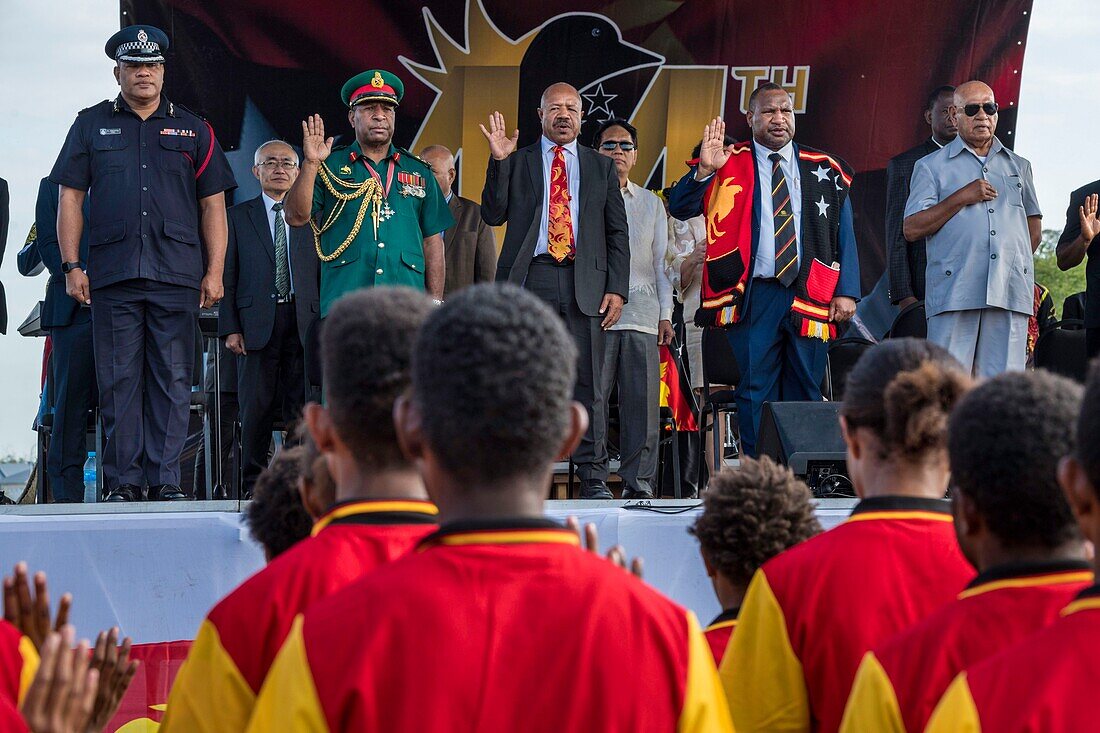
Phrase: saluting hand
[
  {"left": 1079, "top": 193, "right": 1099, "bottom": 244},
  {"left": 302, "top": 114, "right": 334, "bottom": 164},
  {"left": 479, "top": 112, "right": 519, "bottom": 161},
  {"left": 697, "top": 118, "right": 734, "bottom": 178}
]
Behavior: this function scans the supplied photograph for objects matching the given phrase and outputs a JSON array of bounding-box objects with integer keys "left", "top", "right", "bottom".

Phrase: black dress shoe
[
  {"left": 149, "top": 484, "right": 192, "bottom": 501},
  {"left": 105, "top": 484, "right": 142, "bottom": 502},
  {"left": 622, "top": 488, "right": 655, "bottom": 500},
  {"left": 580, "top": 483, "right": 613, "bottom": 500}
]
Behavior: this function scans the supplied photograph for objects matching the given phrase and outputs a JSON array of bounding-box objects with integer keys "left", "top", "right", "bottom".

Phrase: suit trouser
[
  {"left": 727, "top": 279, "right": 828, "bottom": 458},
  {"left": 46, "top": 312, "right": 96, "bottom": 502},
  {"left": 601, "top": 330, "right": 659, "bottom": 493},
  {"left": 237, "top": 303, "right": 306, "bottom": 494},
  {"left": 927, "top": 307, "right": 1027, "bottom": 378},
  {"left": 92, "top": 279, "right": 197, "bottom": 490},
  {"left": 524, "top": 260, "right": 609, "bottom": 483}
]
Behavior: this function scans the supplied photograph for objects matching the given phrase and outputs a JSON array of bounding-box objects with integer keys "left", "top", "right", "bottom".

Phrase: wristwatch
[{"left": 61, "top": 261, "right": 82, "bottom": 274}]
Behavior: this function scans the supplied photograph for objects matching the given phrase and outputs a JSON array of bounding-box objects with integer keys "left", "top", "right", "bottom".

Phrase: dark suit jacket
[
  {"left": 33, "top": 178, "right": 90, "bottom": 329},
  {"left": 0, "top": 177, "right": 8, "bottom": 334},
  {"left": 885, "top": 138, "right": 940, "bottom": 304},
  {"left": 443, "top": 195, "right": 497, "bottom": 297},
  {"left": 1058, "top": 179, "right": 1100, "bottom": 328},
  {"left": 220, "top": 195, "right": 319, "bottom": 350},
  {"left": 481, "top": 142, "right": 629, "bottom": 316}
]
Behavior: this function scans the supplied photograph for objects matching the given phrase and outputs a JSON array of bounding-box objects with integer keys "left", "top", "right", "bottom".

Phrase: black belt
[{"left": 531, "top": 254, "right": 574, "bottom": 268}]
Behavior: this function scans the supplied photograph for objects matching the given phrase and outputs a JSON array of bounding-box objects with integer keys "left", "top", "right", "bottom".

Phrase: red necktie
[{"left": 547, "top": 146, "right": 575, "bottom": 262}]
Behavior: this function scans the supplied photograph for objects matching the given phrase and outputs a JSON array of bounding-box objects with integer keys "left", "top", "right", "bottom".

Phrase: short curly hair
[
  {"left": 842, "top": 338, "right": 972, "bottom": 461},
  {"left": 949, "top": 370, "right": 1083, "bottom": 549},
  {"left": 1078, "top": 360, "right": 1100, "bottom": 495},
  {"left": 294, "top": 423, "right": 336, "bottom": 512},
  {"left": 690, "top": 457, "right": 822, "bottom": 587},
  {"left": 245, "top": 447, "right": 312, "bottom": 560},
  {"left": 411, "top": 283, "right": 577, "bottom": 486},
  {"left": 321, "top": 287, "right": 434, "bottom": 470}
]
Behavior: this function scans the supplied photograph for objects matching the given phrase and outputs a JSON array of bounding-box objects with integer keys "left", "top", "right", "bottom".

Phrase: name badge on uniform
[
  {"left": 398, "top": 171, "right": 426, "bottom": 198},
  {"left": 99, "top": 128, "right": 122, "bottom": 135},
  {"left": 160, "top": 128, "right": 197, "bottom": 137}
]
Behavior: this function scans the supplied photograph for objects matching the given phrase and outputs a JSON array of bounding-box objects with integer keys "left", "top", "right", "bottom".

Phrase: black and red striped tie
[{"left": 769, "top": 152, "right": 799, "bottom": 287}]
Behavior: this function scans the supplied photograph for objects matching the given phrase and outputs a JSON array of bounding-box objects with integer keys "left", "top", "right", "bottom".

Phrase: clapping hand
[
  {"left": 1079, "top": 193, "right": 1099, "bottom": 244},
  {"left": 479, "top": 112, "right": 519, "bottom": 161},
  {"left": 566, "top": 516, "right": 644, "bottom": 579},
  {"left": 302, "top": 114, "right": 334, "bottom": 164},
  {"left": 697, "top": 118, "right": 734, "bottom": 177},
  {"left": 4, "top": 563, "right": 71, "bottom": 651},
  {"left": 20, "top": 627, "right": 97, "bottom": 733},
  {"left": 86, "top": 628, "right": 139, "bottom": 733}
]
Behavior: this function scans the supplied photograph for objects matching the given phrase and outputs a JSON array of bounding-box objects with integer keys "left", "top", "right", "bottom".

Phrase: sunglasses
[
  {"left": 961, "top": 102, "right": 999, "bottom": 117},
  {"left": 599, "top": 141, "right": 637, "bottom": 151}
]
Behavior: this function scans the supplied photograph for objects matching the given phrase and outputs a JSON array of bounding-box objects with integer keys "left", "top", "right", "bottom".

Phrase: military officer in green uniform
[{"left": 284, "top": 69, "right": 452, "bottom": 314}]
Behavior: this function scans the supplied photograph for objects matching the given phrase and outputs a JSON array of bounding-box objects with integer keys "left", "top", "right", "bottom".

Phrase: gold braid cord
[{"left": 311, "top": 163, "right": 382, "bottom": 262}]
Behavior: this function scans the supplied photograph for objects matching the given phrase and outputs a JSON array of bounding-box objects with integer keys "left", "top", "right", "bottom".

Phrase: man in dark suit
[
  {"left": 0, "top": 176, "right": 8, "bottom": 334},
  {"left": 480, "top": 82, "right": 630, "bottom": 499},
  {"left": 1056, "top": 184, "right": 1100, "bottom": 358},
  {"left": 29, "top": 178, "right": 96, "bottom": 502},
  {"left": 419, "top": 145, "right": 497, "bottom": 297},
  {"left": 886, "top": 85, "right": 957, "bottom": 307},
  {"left": 220, "top": 140, "right": 320, "bottom": 497}
]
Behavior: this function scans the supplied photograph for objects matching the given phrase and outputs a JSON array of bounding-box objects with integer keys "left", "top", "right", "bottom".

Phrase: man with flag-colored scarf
[
  {"left": 160, "top": 288, "right": 438, "bottom": 732},
  {"left": 668, "top": 83, "right": 860, "bottom": 457}
]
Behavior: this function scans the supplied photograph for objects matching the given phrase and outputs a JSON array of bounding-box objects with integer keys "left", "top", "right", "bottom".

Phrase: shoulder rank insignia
[
  {"left": 24, "top": 223, "right": 37, "bottom": 248},
  {"left": 340, "top": 165, "right": 352, "bottom": 175}
]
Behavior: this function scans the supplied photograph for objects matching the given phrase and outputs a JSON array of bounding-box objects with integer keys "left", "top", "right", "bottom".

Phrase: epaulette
[
  {"left": 397, "top": 147, "right": 431, "bottom": 168},
  {"left": 170, "top": 101, "right": 206, "bottom": 120},
  {"left": 77, "top": 100, "right": 111, "bottom": 116}
]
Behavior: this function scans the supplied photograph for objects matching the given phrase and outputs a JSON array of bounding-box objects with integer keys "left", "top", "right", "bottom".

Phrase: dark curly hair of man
[
  {"left": 321, "top": 287, "right": 434, "bottom": 471},
  {"left": 690, "top": 457, "right": 822, "bottom": 588},
  {"left": 245, "top": 447, "right": 312, "bottom": 561},
  {"left": 950, "top": 370, "right": 1083, "bottom": 549},
  {"left": 411, "top": 283, "right": 577, "bottom": 487},
  {"left": 1078, "top": 360, "right": 1100, "bottom": 495}
]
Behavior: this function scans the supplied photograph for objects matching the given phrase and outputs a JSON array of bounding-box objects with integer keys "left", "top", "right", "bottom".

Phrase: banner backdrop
[{"left": 121, "top": 0, "right": 1034, "bottom": 292}]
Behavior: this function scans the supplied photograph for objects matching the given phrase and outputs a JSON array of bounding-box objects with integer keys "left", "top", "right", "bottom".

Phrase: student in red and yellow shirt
[
  {"left": 0, "top": 621, "right": 37, "bottom": 710},
  {"left": 249, "top": 284, "right": 734, "bottom": 732},
  {"left": 925, "top": 362, "right": 1100, "bottom": 733},
  {"left": 690, "top": 457, "right": 821, "bottom": 666},
  {"left": 841, "top": 370, "right": 1092, "bottom": 733},
  {"left": 722, "top": 339, "right": 975, "bottom": 733},
  {"left": 161, "top": 288, "right": 440, "bottom": 733}
]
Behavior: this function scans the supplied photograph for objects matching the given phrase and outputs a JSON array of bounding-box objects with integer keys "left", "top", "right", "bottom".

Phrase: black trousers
[
  {"left": 237, "top": 303, "right": 306, "bottom": 494},
  {"left": 1088, "top": 327, "right": 1100, "bottom": 361},
  {"left": 92, "top": 280, "right": 197, "bottom": 490},
  {"left": 524, "top": 260, "right": 608, "bottom": 483},
  {"left": 46, "top": 312, "right": 96, "bottom": 502}
]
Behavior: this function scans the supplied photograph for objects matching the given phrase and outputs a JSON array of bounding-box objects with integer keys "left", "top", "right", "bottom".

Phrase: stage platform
[{"left": 0, "top": 499, "right": 856, "bottom": 644}]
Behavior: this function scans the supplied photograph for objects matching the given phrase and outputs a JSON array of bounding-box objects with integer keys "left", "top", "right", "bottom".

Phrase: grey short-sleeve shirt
[{"left": 904, "top": 135, "right": 1041, "bottom": 317}]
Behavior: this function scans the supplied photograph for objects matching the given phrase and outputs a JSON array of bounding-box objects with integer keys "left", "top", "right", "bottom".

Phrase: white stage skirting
[{"left": 0, "top": 500, "right": 855, "bottom": 643}]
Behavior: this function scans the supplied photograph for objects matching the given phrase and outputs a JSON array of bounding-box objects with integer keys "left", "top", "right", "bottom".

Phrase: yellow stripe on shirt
[
  {"left": 246, "top": 616, "right": 329, "bottom": 733},
  {"left": 838, "top": 652, "right": 905, "bottom": 733},
  {"left": 924, "top": 673, "right": 982, "bottom": 733},
  {"left": 679, "top": 612, "right": 736, "bottom": 733}
]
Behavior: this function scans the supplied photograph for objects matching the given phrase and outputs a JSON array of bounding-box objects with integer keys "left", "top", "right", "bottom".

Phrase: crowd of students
[{"left": 2, "top": 281, "right": 1099, "bottom": 731}]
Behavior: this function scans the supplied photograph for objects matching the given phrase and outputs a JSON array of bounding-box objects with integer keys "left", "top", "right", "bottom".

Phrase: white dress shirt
[
  {"left": 753, "top": 141, "right": 802, "bottom": 278},
  {"left": 263, "top": 192, "right": 294, "bottom": 295},
  {"left": 534, "top": 135, "right": 580, "bottom": 257},
  {"left": 611, "top": 181, "right": 673, "bottom": 335}
]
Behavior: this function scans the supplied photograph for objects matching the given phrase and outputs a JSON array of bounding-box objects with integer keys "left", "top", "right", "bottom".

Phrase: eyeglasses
[
  {"left": 961, "top": 102, "right": 999, "bottom": 117},
  {"left": 599, "top": 141, "right": 636, "bottom": 151},
  {"left": 258, "top": 160, "right": 299, "bottom": 169}
]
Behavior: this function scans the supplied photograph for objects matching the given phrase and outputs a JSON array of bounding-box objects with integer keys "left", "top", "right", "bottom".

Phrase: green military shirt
[{"left": 312, "top": 141, "right": 453, "bottom": 315}]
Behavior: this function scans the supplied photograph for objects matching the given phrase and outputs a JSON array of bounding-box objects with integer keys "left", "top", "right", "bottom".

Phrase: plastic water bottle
[{"left": 83, "top": 452, "right": 97, "bottom": 503}]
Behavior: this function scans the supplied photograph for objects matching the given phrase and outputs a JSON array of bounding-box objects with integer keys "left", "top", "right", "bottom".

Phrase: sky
[{"left": 0, "top": 0, "right": 1097, "bottom": 457}]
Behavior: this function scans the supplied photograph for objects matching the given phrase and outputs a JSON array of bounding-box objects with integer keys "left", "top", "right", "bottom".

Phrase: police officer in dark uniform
[
  {"left": 49, "top": 25, "right": 237, "bottom": 502},
  {"left": 26, "top": 178, "right": 97, "bottom": 502}
]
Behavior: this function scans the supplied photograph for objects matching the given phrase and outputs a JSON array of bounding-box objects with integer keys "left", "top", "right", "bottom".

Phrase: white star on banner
[
  {"left": 812, "top": 165, "right": 830, "bottom": 183},
  {"left": 816, "top": 195, "right": 830, "bottom": 217},
  {"left": 582, "top": 83, "right": 617, "bottom": 122}
]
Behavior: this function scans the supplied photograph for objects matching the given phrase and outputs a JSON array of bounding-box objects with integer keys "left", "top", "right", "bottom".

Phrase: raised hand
[
  {"left": 3, "top": 563, "right": 71, "bottom": 651},
  {"left": 479, "top": 111, "right": 519, "bottom": 161},
  {"left": 20, "top": 627, "right": 98, "bottom": 733},
  {"left": 697, "top": 117, "right": 733, "bottom": 177},
  {"left": 1079, "top": 193, "right": 1099, "bottom": 244},
  {"left": 86, "top": 628, "right": 139, "bottom": 733},
  {"left": 301, "top": 114, "right": 334, "bottom": 164},
  {"left": 565, "top": 516, "right": 644, "bottom": 579}
]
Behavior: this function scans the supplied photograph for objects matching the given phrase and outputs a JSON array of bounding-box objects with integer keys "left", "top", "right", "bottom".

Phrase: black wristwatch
[{"left": 61, "top": 261, "right": 82, "bottom": 274}]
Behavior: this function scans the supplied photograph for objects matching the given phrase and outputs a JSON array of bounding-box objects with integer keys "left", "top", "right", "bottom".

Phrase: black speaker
[{"left": 757, "top": 401, "right": 852, "bottom": 496}]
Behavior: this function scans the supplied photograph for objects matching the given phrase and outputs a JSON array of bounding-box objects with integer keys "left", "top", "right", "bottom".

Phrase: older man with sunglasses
[{"left": 903, "top": 80, "right": 1042, "bottom": 376}]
